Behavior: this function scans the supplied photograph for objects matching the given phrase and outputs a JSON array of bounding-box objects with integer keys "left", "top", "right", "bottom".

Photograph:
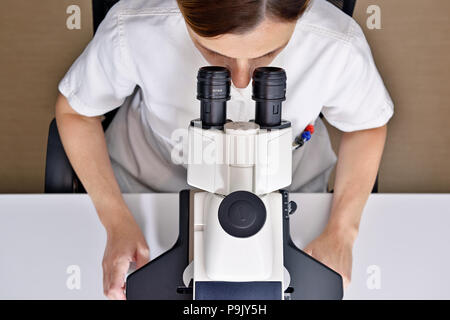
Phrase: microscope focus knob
[
  {"left": 218, "top": 191, "right": 266, "bottom": 238},
  {"left": 288, "top": 201, "right": 297, "bottom": 215}
]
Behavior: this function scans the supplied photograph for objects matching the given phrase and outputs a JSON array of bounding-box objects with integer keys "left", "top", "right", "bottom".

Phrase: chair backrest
[
  {"left": 327, "top": 0, "right": 357, "bottom": 16},
  {"left": 92, "top": 0, "right": 120, "bottom": 33}
]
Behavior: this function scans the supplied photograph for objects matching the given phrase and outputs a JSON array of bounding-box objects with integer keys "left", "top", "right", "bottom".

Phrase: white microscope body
[
  {"left": 186, "top": 67, "right": 292, "bottom": 299},
  {"left": 188, "top": 121, "right": 292, "bottom": 297}
]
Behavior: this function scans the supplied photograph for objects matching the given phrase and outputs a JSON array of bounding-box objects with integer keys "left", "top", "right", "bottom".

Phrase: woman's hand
[
  {"left": 305, "top": 125, "right": 387, "bottom": 289},
  {"left": 303, "top": 227, "right": 354, "bottom": 288},
  {"left": 102, "top": 214, "right": 150, "bottom": 300}
]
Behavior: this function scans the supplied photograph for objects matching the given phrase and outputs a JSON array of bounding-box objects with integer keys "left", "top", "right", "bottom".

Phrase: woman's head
[{"left": 178, "top": 0, "right": 310, "bottom": 88}]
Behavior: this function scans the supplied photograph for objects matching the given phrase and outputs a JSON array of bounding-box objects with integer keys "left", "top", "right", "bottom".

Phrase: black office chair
[
  {"left": 44, "top": 0, "right": 360, "bottom": 193},
  {"left": 328, "top": 0, "right": 356, "bottom": 16}
]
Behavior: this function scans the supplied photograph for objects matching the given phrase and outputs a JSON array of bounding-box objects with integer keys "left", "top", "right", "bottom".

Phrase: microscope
[{"left": 126, "top": 67, "right": 343, "bottom": 300}]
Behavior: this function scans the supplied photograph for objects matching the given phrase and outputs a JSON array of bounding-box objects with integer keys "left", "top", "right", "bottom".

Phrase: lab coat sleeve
[
  {"left": 58, "top": 3, "right": 137, "bottom": 117},
  {"left": 321, "top": 20, "right": 394, "bottom": 132}
]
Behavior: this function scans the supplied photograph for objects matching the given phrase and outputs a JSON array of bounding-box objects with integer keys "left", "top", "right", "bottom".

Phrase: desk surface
[{"left": 0, "top": 193, "right": 449, "bottom": 300}]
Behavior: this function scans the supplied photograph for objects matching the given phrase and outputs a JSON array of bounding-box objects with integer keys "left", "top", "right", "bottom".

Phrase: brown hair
[{"left": 177, "top": 0, "right": 310, "bottom": 37}]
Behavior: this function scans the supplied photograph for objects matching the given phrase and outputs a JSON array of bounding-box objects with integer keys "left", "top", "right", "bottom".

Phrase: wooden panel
[
  {"left": 0, "top": 0, "right": 93, "bottom": 192},
  {"left": 327, "top": 0, "right": 450, "bottom": 193}
]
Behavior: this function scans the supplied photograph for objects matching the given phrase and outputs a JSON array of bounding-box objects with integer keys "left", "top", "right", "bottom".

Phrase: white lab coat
[{"left": 58, "top": 0, "right": 393, "bottom": 193}]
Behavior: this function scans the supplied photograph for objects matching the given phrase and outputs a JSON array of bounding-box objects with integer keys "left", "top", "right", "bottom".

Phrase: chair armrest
[{"left": 44, "top": 118, "right": 81, "bottom": 193}]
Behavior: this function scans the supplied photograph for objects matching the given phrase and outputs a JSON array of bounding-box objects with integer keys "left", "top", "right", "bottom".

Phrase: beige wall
[
  {"left": 327, "top": 0, "right": 450, "bottom": 193},
  {"left": 0, "top": 0, "right": 449, "bottom": 193},
  {"left": 0, "top": 0, "right": 93, "bottom": 192}
]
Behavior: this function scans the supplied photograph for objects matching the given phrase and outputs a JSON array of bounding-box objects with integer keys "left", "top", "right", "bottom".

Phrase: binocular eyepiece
[
  {"left": 196, "top": 66, "right": 287, "bottom": 128},
  {"left": 197, "top": 66, "right": 231, "bottom": 128},
  {"left": 252, "top": 67, "right": 287, "bottom": 128}
]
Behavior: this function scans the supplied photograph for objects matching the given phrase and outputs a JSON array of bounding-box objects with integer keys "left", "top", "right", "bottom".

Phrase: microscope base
[
  {"left": 125, "top": 190, "right": 343, "bottom": 300},
  {"left": 126, "top": 190, "right": 193, "bottom": 300}
]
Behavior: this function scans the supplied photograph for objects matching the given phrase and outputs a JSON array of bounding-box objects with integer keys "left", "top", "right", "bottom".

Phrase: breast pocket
[{"left": 289, "top": 118, "right": 337, "bottom": 193}]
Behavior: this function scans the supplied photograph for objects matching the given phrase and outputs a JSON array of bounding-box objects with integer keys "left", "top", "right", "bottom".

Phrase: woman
[{"left": 56, "top": 0, "right": 393, "bottom": 299}]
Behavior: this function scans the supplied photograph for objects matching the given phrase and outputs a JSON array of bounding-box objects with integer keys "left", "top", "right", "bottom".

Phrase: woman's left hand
[{"left": 303, "top": 228, "right": 355, "bottom": 288}]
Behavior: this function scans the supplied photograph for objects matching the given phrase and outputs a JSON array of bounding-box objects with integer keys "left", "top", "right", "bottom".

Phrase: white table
[{"left": 0, "top": 193, "right": 449, "bottom": 299}]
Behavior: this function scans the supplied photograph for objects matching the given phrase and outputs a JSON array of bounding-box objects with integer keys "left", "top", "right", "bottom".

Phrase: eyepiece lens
[
  {"left": 252, "top": 67, "right": 287, "bottom": 128},
  {"left": 197, "top": 66, "right": 231, "bottom": 127},
  {"left": 197, "top": 66, "right": 231, "bottom": 99}
]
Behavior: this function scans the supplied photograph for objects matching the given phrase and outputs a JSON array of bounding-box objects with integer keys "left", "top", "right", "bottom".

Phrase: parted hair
[{"left": 177, "top": 0, "right": 310, "bottom": 37}]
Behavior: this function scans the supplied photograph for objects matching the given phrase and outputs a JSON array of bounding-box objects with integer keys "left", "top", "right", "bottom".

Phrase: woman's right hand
[
  {"left": 55, "top": 94, "right": 150, "bottom": 299},
  {"left": 102, "top": 214, "right": 150, "bottom": 300}
]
